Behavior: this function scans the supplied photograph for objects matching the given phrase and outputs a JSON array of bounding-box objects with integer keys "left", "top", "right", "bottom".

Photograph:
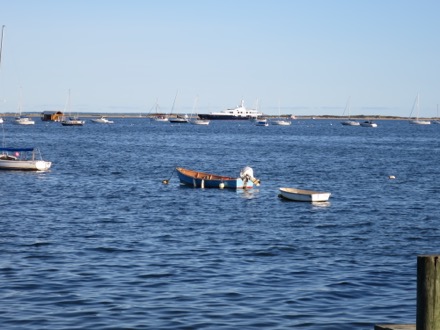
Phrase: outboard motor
[{"left": 240, "top": 166, "right": 260, "bottom": 187}]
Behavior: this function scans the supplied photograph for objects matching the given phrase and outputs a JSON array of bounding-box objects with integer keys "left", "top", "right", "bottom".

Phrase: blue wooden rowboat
[{"left": 176, "top": 167, "right": 259, "bottom": 189}]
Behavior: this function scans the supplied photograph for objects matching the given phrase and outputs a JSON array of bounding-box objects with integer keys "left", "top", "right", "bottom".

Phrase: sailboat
[
  {"left": 0, "top": 25, "right": 51, "bottom": 171},
  {"left": 272, "top": 101, "right": 291, "bottom": 126},
  {"left": 190, "top": 116, "right": 210, "bottom": 125},
  {"left": 151, "top": 99, "right": 168, "bottom": 122},
  {"left": 189, "top": 96, "right": 210, "bottom": 125},
  {"left": 14, "top": 87, "right": 35, "bottom": 125},
  {"left": 61, "top": 89, "right": 85, "bottom": 126},
  {"left": 409, "top": 94, "right": 431, "bottom": 125},
  {"left": 0, "top": 147, "right": 52, "bottom": 171},
  {"left": 341, "top": 97, "right": 359, "bottom": 126},
  {"left": 168, "top": 90, "right": 188, "bottom": 123}
]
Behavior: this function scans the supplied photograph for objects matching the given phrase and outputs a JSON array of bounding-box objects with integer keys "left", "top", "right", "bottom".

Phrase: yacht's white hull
[
  {"left": 154, "top": 117, "right": 169, "bottom": 122},
  {"left": 92, "top": 118, "right": 114, "bottom": 124},
  {"left": 341, "top": 120, "right": 360, "bottom": 126},
  {"left": 409, "top": 120, "right": 431, "bottom": 125},
  {"left": 360, "top": 121, "right": 377, "bottom": 127},
  {"left": 14, "top": 118, "right": 35, "bottom": 125},
  {"left": 0, "top": 159, "right": 51, "bottom": 171},
  {"left": 62, "top": 120, "right": 85, "bottom": 126},
  {"left": 272, "top": 120, "right": 291, "bottom": 126},
  {"left": 190, "top": 119, "right": 210, "bottom": 125}
]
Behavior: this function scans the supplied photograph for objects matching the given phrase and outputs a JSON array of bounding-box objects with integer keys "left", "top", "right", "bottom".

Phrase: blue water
[{"left": 1, "top": 118, "right": 439, "bottom": 329}]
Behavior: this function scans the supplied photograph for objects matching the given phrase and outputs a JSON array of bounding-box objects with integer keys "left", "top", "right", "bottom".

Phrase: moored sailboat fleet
[
  {"left": 3, "top": 97, "right": 440, "bottom": 127},
  {"left": 0, "top": 25, "right": 438, "bottom": 176},
  {"left": 1, "top": 96, "right": 439, "bottom": 174}
]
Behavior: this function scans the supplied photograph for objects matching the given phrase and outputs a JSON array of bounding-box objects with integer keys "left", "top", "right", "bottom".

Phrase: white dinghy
[{"left": 279, "top": 187, "right": 331, "bottom": 202}]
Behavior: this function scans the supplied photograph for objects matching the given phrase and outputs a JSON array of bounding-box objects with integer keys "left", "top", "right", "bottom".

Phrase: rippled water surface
[{"left": 1, "top": 118, "right": 439, "bottom": 329}]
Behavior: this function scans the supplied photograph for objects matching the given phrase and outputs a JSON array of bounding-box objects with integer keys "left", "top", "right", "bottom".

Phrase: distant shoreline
[{"left": 0, "top": 113, "right": 437, "bottom": 121}]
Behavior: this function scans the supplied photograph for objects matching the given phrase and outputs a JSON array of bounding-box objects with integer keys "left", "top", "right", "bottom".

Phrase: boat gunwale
[
  {"left": 176, "top": 167, "right": 236, "bottom": 181},
  {"left": 279, "top": 187, "right": 331, "bottom": 196},
  {"left": 0, "top": 159, "right": 52, "bottom": 171}
]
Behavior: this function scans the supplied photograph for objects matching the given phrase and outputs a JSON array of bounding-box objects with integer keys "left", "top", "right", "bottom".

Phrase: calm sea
[{"left": 0, "top": 118, "right": 439, "bottom": 329}]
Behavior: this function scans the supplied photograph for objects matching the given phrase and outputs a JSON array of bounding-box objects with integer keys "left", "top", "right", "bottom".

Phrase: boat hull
[
  {"left": 409, "top": 120, "right": 431, "bottom": 125},
  {"left": 198, "top": 100, "right": 262, "bottom": 120},
  {"left": 62, "top": 121, "right": 85, "bottom": 126},
  {"left": 176, "top": 167, "right": 254, "bottom": 189},
  {"left": 0, "top": 147, "right": 52, "bottom": 171},
  {"left": 197, "top": 114, "right": 256, "bottom": 120},
  {"left": 14, "top": 117, "right": 35, "bottom": 125},
  {"left": 341, "top": 120, "right": 360, "bottom": 126},
  {"left": 279, "top": 187, "right": 331, "bottom": 202},
  {"left": 272, "top": 120, "right": 291, "bottom": 126},
  {"left": 360, "top": 121, "right": 377, "bottom": 127},
  {"left": 153, "top": 117, "right": 169, "bottom": 122},
  {"left": 169, "top": 119, "right": 188, "bottom": 123},
  {"left": 190, "top": 119, "right": 210, "bottom": 125},
  {"left": 92, "top": 118, "right": 114, "bottom": 124},
  {"left": 255, "top": 120, "right": 269, "bottom": 126},
  {"left": 0, "top": 160, "right": 52, "bottom": 171}
]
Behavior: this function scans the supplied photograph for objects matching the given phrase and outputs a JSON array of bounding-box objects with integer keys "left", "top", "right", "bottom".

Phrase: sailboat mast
[
  {"left": 170, "top": 90, "right": 178, "bottom": 114},
  {"left": 63, "top": 89, "right": 72, "bottom": 117},
  {"left": 17, "top": 86, "right": 23, "bottom": 116},
  {"left": 416, "top": 93, "right": 420, "bottom": 120},
  {"left": 0, "top": 26, "right": 5, "bottom": 146},
  {"left": 0, "top": 25, "right": 5, "bottom": 70}
]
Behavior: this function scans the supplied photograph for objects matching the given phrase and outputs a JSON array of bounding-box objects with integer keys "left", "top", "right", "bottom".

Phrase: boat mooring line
[{"left": 162, "top": 167, "right": 175, "bottom": 185}]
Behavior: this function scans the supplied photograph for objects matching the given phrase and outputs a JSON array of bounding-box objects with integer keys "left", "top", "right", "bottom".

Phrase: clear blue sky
[{"left": 1, "top": 0, "right": 439, "bottom": 117}]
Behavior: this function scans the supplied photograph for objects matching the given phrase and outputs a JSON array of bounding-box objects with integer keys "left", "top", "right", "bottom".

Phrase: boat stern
[{"left": 35, "top": 161, "right": 52, "bottom": 171}]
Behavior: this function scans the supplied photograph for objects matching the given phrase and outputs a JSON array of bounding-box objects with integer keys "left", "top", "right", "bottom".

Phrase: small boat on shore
[
  {"left": 175, "top": 166, "right": 260, "bottom": 189},
  {"left": 279, "top": 187, "right": 331, "bottom": 202},
  {"left": 0, "top": 147, "right": 52, "bottom": 171}
]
